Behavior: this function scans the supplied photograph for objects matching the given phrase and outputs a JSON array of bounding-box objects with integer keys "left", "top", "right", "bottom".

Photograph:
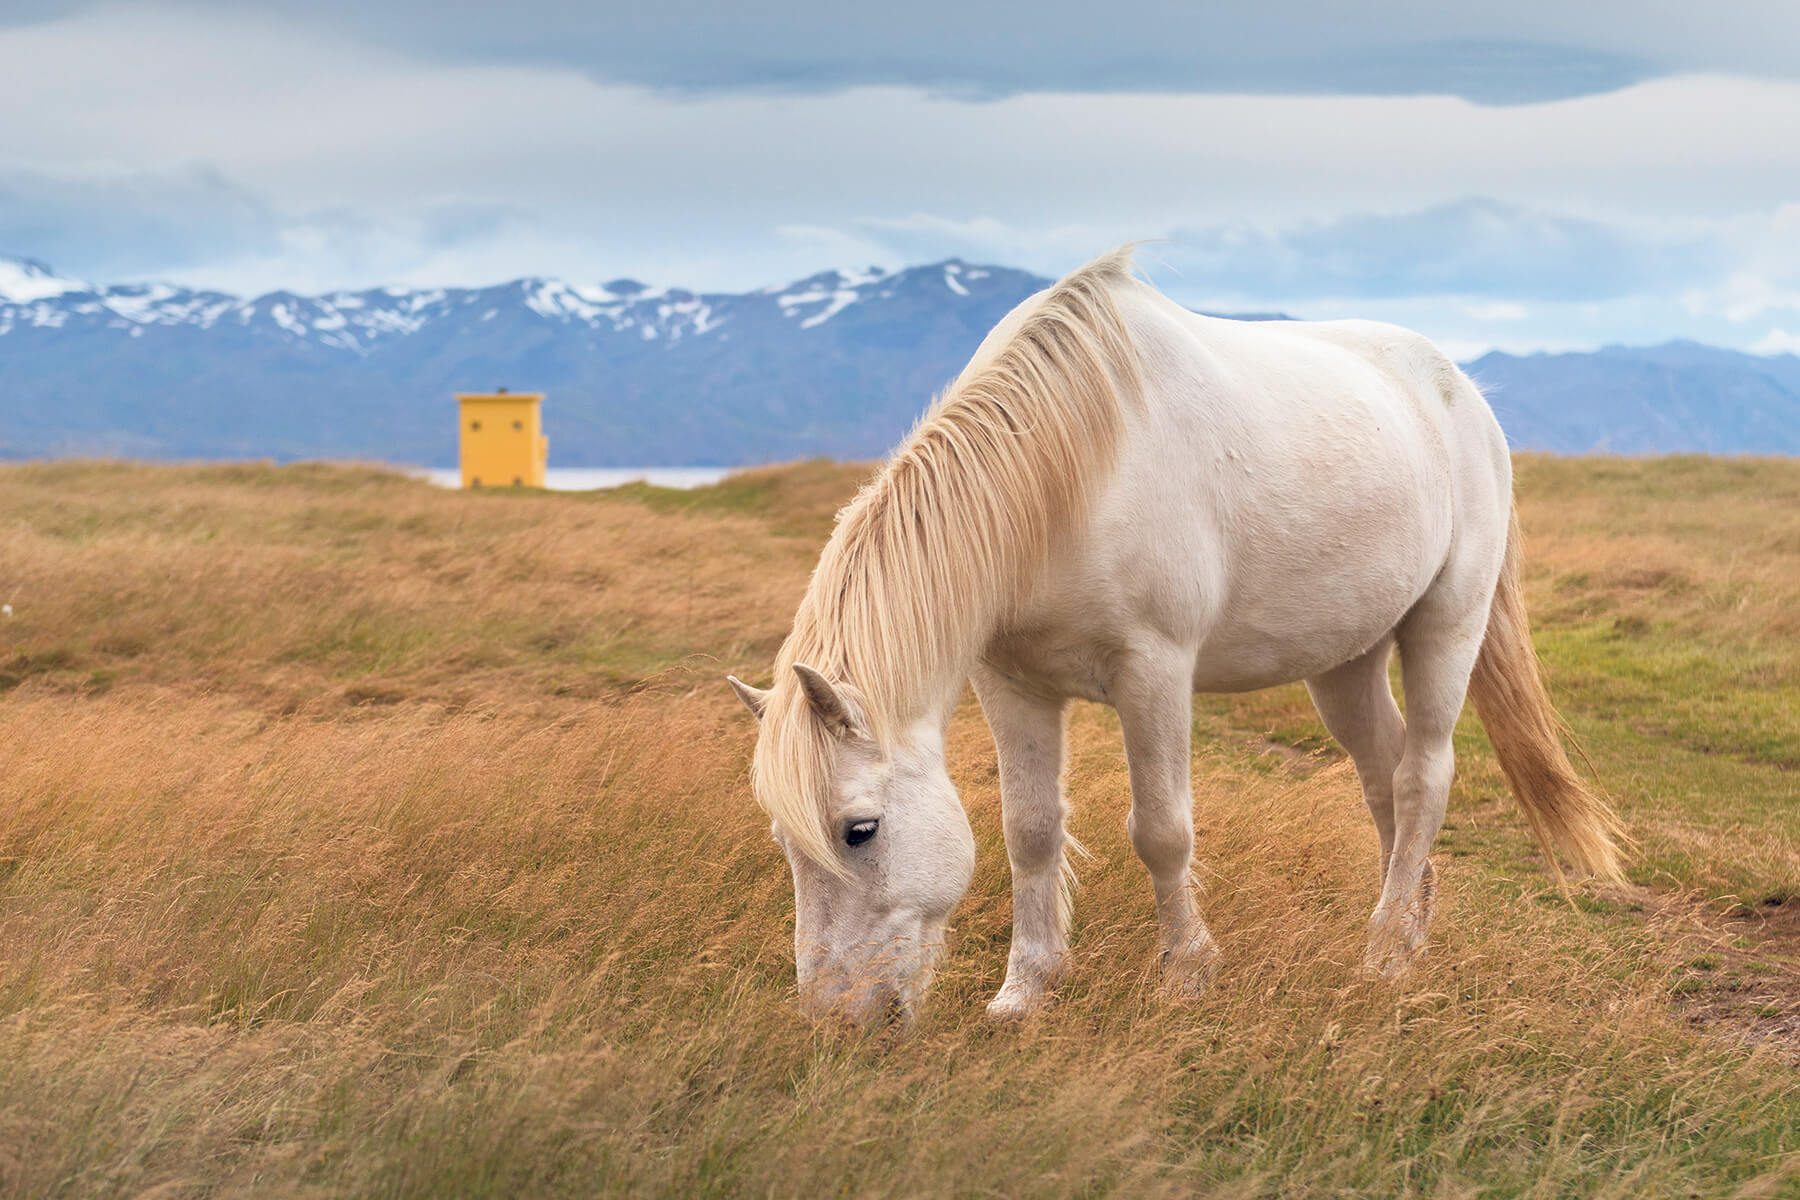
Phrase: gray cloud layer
[
  {"left": 9, "top": 1, "right": 1800, "bottom": 104},
  {"left": 0, "top": 164, "right": 277, "bottom": 277}
]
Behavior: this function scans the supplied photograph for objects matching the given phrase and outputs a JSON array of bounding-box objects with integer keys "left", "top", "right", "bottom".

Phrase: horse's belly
[
  {"left": 1187, "top": 503, "right": 1444, "bottom": 691},
  {"left": 1043, "top": 458, "right": 1445, "bottom": 695},
  {"left": 988, "top": 532, "right": 1430, "bottom": 700},
  {"left": 1187, "top": 603, "right": 1407, "bottom": 692}
]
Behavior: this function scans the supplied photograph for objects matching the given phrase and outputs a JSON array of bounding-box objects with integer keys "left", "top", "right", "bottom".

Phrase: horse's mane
[{"left": 753, "top": 247, "right": 1144, "bottom": 867}]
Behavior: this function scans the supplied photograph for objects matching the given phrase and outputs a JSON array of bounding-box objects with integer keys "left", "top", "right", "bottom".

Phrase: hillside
[
  {"left": 5, "top": 255, "right": 1798, "bottom": 462},
  {"left": 1, "top": 456, "right": 1796, "bottom": 1195},
  {"left": 1472, "top": 341, "right": 1800, "bottom": 454}
]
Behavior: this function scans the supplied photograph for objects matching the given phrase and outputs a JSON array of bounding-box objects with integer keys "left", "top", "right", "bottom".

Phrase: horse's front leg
[
  {"left": 1115, "top": 647, "right": 1219, "bottom": 996},
  {"left": 973, "top": 668, "right": 1072, "bottom": 1019}
]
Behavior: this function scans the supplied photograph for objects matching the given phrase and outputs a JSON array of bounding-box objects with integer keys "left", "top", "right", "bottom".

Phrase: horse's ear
[
  {"left": 792, "top": 663, "right": 865, "bottom": 738},
  {"left": 727, "top": 675, "right": 769, "bottom": 720}
]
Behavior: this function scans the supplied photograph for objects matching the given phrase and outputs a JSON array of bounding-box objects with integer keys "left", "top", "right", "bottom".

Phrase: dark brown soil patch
[{"left": 1605, "top": 884, "right": 1800, "bottom": 1064}]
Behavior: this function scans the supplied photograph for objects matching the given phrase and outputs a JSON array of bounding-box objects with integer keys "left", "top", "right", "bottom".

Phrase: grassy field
[{"left": 1, "top": 455, "right": 1796, "bottom": 1197}]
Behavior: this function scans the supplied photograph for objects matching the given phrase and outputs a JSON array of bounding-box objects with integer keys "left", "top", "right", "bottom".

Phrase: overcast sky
[{"left": 3, "top": 1, "right": 1799, "bottom": 355}]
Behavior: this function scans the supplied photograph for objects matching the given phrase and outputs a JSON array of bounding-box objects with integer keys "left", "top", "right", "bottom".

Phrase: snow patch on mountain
[
  {"left": 800, "top": 293, "right": 857, "bottom": 328},
  {"left": 0, "top": 257, "right": 86, "bottom": 303},
  {"left": 778, "top": 286, "right": 861, "bottom": 328}
]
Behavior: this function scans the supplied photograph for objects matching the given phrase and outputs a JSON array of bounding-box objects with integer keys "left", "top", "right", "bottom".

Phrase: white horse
[{"left": 728, "top": 248, "right": 1625, "bottom": 1023}]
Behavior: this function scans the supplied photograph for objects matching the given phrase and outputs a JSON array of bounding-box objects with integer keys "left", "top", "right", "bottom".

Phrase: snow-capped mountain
[
  {"left": 0, "top": 256, "right": 1004, "bottom": 350},
  {"left": 0, "top": 256, "right": 1061, "bottom": 463},
  {"left": 3, "top": 255, "right": 1798, "bottom": 462}
]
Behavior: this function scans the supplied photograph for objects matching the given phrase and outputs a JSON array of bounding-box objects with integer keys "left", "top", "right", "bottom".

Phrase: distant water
[{"left": 414, "top": 467, "right": 733, "bottom": 491}]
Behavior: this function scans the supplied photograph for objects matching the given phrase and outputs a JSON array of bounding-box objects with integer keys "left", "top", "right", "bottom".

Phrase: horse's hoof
[
  {"left": 985, "top": 988, "right": 1051, "bottom": 1021},
  {"left": 1160, "top": 941, "right": 1221, "bottom": 999},
  {"left": 1361, "top": 941, "right": 1423, "bottom": 979}
]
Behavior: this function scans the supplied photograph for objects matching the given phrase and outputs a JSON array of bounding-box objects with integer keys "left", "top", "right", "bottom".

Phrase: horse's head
[{"left": 729, "top": 664, "right": 975, "bottom": 1023}]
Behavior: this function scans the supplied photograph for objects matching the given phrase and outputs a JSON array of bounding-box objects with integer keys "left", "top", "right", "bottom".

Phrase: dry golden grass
[{"left": 1, "top": 457, "right": 1797, "bottom": 1197}]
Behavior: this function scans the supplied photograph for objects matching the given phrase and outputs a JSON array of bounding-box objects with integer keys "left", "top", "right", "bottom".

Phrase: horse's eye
[{"left": 845, "top": 819, "right": 879, "bottom": 847}]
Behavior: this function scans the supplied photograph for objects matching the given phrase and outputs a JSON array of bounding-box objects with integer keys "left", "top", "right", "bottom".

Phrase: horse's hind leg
[
  {"left": 1115, "top": 647, "right": 1218, "bottom": 996},
  {"left": 1369, "top": 592, "right": 1490, "bottom": 975},
  {"left": 1305, "top": 636, "right": 1406, "bottom": 888},
  {"left": 974, "top": 667, "right": 1073, "bottom": 1019}
]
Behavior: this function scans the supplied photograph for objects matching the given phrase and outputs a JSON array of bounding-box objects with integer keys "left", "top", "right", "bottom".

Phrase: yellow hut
[{"left": 457, "top": 390, "right": 548, "bottom": 488}]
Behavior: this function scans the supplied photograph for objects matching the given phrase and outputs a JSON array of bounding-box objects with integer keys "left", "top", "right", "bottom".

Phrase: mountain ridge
[{"left": 3, "top": 256, "right": 1796, "bottom": 462}]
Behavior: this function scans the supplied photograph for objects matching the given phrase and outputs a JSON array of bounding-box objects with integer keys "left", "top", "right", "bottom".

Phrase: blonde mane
[{"left": 753, "top": 247, "right": 1145, "bottom": 866}]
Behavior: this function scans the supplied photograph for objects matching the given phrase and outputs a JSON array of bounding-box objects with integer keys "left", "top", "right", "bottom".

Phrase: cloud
[
  {"left": 1457, "top": 299, "right": 1531, "bottom": 322},
  {"left": 0, "top": 164, "right": 279, "bottom": 278},
  {"left": 0, "top": 3, "right": 1797, "bottom": 362},
  {"left": 781, "top": 216, "right": 1131, "bottom": 280},
  {"left": 24, "top": 0, "right": 1800, "bottom": 105},
  {"left": 149, "top": 203, "right": 575, "bottom": 298},
  {"left": 1750, "top": 329, "right": 1800, "bottom": 355},
  {"left": 787, "top": 201, "right": 1744, "bottom": 312},
  {"left": 1157, "top": 199, "right": 1723, "bottom": 302},
  {"left": 7, "top": 9, "right": 1800, "bottom": 245},
  {"left": 1682, "top": 204, "right": 1800, "bottom": 318},
  {"left": 0, "top": 2, "right": 68, "bottom": 30},
  {"left": 1686, "top": 274, "right": 1800, "bottom": 323},
  {"left": 0, "top": 158, "right": 562, "bottom": 296}
]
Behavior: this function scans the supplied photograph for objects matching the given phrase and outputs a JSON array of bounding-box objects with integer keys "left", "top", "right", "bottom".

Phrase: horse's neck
[
  {"left": 813, "top": 600, "right": 985, "bottom": 746},
  {"left": 917, "top": 672, "right": 971, "bottom": 736},
  {"left": 865, "top": 633, "right": 971, "bottom": 742}
]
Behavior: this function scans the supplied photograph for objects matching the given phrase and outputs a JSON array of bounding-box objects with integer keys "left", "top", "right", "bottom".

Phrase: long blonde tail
[{"left": 1467, "top": 510, "right": 1628, "bottom": 882}]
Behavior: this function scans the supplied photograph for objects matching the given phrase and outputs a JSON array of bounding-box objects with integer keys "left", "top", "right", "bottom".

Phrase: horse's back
[{"left": 991, "top": 278, "right": 1512, "bottom": 696}]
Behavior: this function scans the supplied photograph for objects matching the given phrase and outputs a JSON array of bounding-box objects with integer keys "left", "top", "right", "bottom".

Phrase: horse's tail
[{"left": 1467, "top": 509, "right": 1628, "bottom": 882}]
